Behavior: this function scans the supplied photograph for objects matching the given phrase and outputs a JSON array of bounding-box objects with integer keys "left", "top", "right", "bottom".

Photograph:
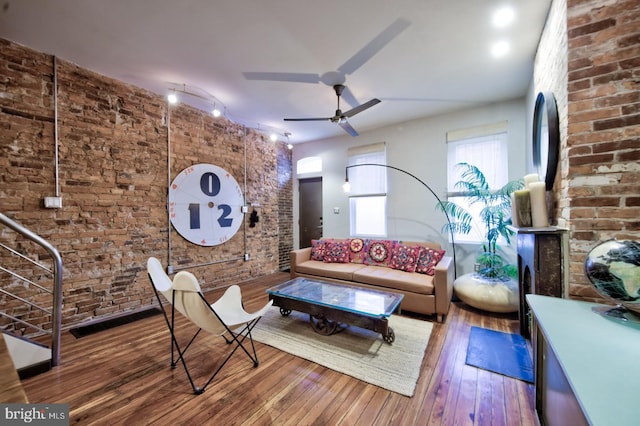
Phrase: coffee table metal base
[{"left": 272, "top": 296, "right": 396, "bottom": 344}]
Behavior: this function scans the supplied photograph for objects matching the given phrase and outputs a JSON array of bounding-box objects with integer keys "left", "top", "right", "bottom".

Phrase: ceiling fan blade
[
  {"left": 242, "top": 72, "right": 321, "bottom": 83},
  {"left": 340, "top": 86, "right": 360, "bottom": 109},
  {"left": 284, "top": 117, "right": 331, "bottom": 122},
  {"left": 338, "top": 119, "right": 359, "bottom": 137},
  {"left": 343, "top": 98, "right": 381, "bottom": 118},
  {"left": 337, "top": 17, "right": 411, "bottom": 75}
]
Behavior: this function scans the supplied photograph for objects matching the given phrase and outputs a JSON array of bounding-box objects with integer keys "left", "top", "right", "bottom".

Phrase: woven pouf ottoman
[{"left": 453, "top": 273, "right": 519, "bottom": 313}]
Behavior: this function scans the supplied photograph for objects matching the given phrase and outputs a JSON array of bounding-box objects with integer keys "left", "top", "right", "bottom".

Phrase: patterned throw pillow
[
  {"left": 348, "top": 238, "right": 368, "bottom": 264},
  {"left": 389, "top": 244, "right": 420, "bottom": 272},
  {"left": 323, "top": 240, "right": 350, "bottom": 263},
  {"left": 415, "top": 247, "right": 446, "bottom": 275},
  {"left": 364, "top": 240, "right": 394, "bottom": 267},
  {"left": 310, "top": 239, "right": 327, "bottom": 261}
]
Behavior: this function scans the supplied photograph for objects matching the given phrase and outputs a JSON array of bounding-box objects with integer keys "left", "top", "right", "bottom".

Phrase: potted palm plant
[{"left": 437, "top": 162, "right": 524, "bottom": 312}]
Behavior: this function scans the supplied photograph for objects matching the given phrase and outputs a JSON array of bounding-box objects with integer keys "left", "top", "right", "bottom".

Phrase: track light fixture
[{"left": 166, "top": 83, "right": 293, "bottom": 142}]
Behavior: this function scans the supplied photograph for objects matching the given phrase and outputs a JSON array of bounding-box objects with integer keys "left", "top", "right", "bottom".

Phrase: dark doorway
[{"left": 299, "top": 177, "right": 323, "bottom": 248}]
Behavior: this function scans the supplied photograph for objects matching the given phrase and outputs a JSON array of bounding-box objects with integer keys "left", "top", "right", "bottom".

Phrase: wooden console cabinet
[
  {"left": 515, "top": 227, "right": 568, "bottom": 338},
  {"left": 527, "top": 294, "right": 640, "bottom": 425}
]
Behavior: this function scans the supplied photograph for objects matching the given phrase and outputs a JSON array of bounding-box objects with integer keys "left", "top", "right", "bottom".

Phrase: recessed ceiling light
[
  {"left": 493, "top": 6, "right": 515, "bottom": 28},
  {"left": 491, "top": 41, "right": 510, "bottom": 58}
]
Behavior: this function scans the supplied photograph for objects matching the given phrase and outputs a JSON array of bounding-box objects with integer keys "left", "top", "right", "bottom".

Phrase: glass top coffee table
[{"left": 266, "top": 277, "right": 403, "bottom": 344}]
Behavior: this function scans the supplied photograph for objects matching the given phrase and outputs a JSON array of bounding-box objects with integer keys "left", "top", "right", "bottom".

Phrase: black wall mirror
[{"left": 532, "top": 91, "right": 560, "bottom": 190}]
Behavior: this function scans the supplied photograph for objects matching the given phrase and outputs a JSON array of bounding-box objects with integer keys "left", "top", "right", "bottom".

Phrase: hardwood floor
[{"left": 19, "top": 272, "right": 537, "bottom": 425}]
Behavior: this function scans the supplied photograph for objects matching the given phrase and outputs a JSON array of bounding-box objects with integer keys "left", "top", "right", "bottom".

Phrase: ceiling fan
[
  {"left": 284, "top": 84, "right": 380, "bottom": 137},
  {"left": 243, "top": 17, "right": 410, "bottom": 109}
]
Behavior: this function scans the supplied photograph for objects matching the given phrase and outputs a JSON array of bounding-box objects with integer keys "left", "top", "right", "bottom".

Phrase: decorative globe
[{"left": 584, "top": 239, "right": 640, "bottom": 314}]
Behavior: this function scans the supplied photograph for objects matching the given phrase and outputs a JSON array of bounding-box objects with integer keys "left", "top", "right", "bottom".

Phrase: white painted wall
[{"left": 291, "top": 97, "right": 528, "bottom": 276}]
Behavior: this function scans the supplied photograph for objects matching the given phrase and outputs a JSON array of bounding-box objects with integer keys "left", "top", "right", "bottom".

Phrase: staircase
[{"left": 0, "top": 212, "right": 63, "bottom": 378}]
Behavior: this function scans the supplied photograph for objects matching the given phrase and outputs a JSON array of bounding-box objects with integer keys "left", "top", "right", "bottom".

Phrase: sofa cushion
[
  {"left": 389, "top": 243, "right": 420, "bottom": 272},
  {"left": 415, "top": 247, "right": 446, "bottom": 275},
  {"left": 364, "top": 239, "right": 394, "bottom": 267},
  {"left": 348, "top": 238, "right": 368, "bottom": 264},
  {"left": 353, "top": 265, "right": 434, "bottom": 295},
  {"left": 295, "top": 260, "right": 366, "bottom": 281},
  {"left": 310, "top": 239, "right": 327, "bottom": 261},
  {"left": 323, "top": 240, "right": 350, "bottom": 263}
]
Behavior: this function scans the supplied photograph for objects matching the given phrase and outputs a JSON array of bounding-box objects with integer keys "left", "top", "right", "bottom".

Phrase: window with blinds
[
  {"left": 446, "top": 122, "right": 509, "bottom": 243},
  {"left": 347, "top": 142, "right": 387, "bottom": 237}
]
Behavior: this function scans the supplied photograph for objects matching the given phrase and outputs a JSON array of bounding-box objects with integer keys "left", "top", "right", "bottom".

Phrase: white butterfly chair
[{"left": 147, "top": 257, "right": 272, "bottom": 394}]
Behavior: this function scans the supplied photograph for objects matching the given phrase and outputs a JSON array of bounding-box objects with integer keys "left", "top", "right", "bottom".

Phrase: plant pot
[{"left": 453, "top": 272, "right": 519, "bottom": 313}]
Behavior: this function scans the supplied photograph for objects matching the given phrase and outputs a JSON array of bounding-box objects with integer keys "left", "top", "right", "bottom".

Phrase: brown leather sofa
[{"left": 290, "top": 240, "right": 454, "bottom": 322}]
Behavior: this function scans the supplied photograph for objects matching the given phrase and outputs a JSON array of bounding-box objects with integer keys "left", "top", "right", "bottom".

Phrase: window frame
[
  {"left": 446, "top": 122, "right": 509, "bottom": 245},
  {"left": 346, "top": 143, "right": 387, "bottom": 238}
]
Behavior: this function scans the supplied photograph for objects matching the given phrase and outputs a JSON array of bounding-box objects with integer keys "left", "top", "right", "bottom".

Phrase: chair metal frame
[{"left": 148, "top": 259, "right": 271, "bottom": 395}]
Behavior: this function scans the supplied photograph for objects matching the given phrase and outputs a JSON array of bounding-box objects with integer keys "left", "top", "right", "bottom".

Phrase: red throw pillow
[
  {"left": 389, "top": 244, "right": 420, "bottom": 272},
  {"left": 310, "top": 239, "right": 327, "bottom": 261},
  {"left": 415, "top": 247, "right": 446, "bottom": 275},
  {"left": 364, "top": 240, "right": 394, "bottom": 267},
  {"left": 348, "top": 238, "right": 368, "bottom": 264},
  {"left": 323, "top": 240, "right": 350, "bottom": 263}
]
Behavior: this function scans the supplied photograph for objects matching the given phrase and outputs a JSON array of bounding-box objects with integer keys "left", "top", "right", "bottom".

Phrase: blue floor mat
[{"left": 465, "top": 326, "right": 534, "bottom": 383}]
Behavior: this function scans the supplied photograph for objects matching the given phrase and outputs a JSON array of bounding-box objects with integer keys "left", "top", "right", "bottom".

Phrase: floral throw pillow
[
  {"left": 348, "top": 238, "right": 367, "bottom": 264},
  {"left": 389, "top": 244, "right": 420, "bottom": 272},
  {"left": 323, "top": 240, "right": 350, "bottom": 263},
  {"left": 364, "top": 240, "right": 394, "bottom": 267},
  {"left": 310, "top": 239, "right": 327, "bottom": 261},
  {"left": 415, "top": 247, "right": 446, "bottom": 275}
]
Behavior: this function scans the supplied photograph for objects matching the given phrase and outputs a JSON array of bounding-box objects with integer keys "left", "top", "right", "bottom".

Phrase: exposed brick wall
[
  {"left": 277, "top": 144, "right": 293, "bottom": 270},
  {"left": 564, "top": 0, "right": 640, "bottom": 300},
  {"left": 0, "top": 38, "right": 289, "bottom": 330},
  {"left": 534, "top": 0, "right": 568, "bottom": 226}
]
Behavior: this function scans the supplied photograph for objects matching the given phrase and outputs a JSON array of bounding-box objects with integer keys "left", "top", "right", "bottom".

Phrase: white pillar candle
[
  {"left": 524, "top": 173, "right": 540, "bottom": 189},
  {"left": 514, "top": 189, "right": 532, "bottom": 227},
  {"left": 529, "top": 181, "right": 549, "bottom": 227},
  {"left": 510, "top": 192, "right": 519, "bottom": 227}
]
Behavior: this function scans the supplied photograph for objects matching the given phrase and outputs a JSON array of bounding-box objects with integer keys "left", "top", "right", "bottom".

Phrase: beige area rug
[{"left": 251, "top": 307, "right": 433, "bottom": 397}]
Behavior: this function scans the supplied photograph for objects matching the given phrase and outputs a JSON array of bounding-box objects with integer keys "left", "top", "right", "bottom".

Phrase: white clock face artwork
[{"left": 169, "top": 164, "right": 245, "bottom": 246}]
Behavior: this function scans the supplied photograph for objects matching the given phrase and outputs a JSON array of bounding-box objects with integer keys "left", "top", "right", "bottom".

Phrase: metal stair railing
[{"left": 0, "top": 212, "right": 63, "bottom": 366}]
